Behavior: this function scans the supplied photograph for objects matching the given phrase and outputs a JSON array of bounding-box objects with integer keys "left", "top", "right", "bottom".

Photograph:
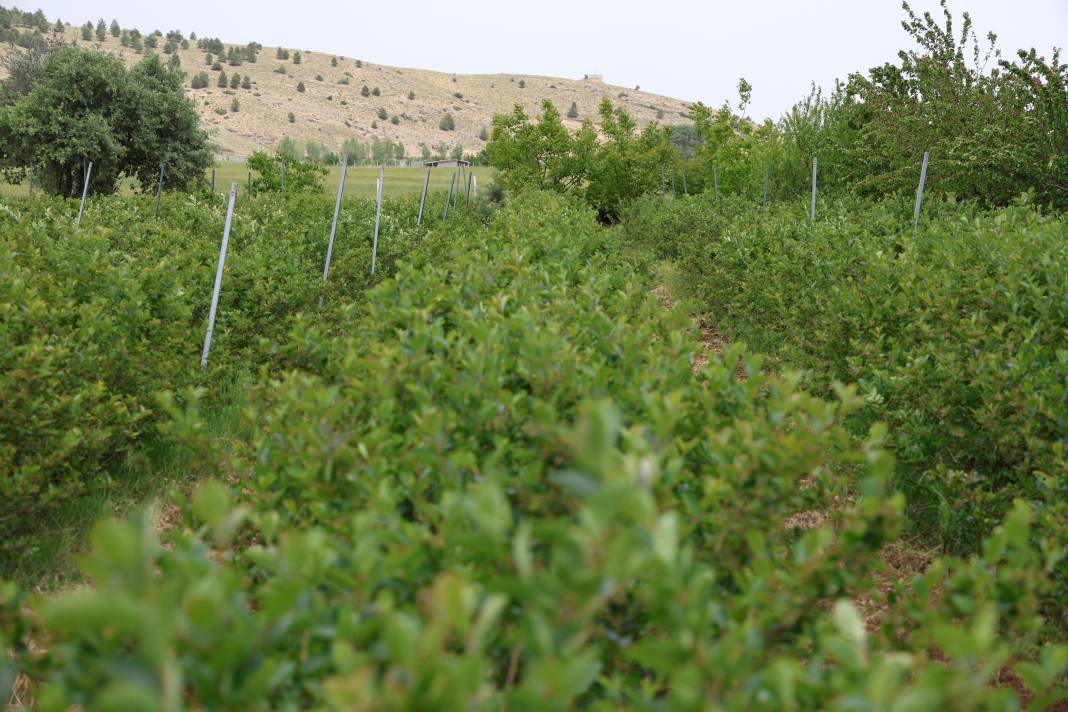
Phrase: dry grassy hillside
[{"left": 30, "top": 25, "right": 695, "bottom": 159}]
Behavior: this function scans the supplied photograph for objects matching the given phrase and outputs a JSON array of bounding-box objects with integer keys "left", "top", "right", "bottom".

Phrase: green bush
[
  {"left": 2, "top": 192, "right": 1063, "bottom": 709},
  {"left": 0, "top": 187, "right": 447, "bottom": 571},
  {"left": 622, "top": 192, "right": 1068, "bottom": 580}
]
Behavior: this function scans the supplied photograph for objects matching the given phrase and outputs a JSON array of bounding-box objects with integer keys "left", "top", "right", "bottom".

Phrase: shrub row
[
  {"left": 0, "top": 188, "right": 465, "bottom": 567},
  {"left": 3, "top": 192, "right": 1063, "bottom": 709},
  {"left": 621, "top": 192, "right": 1068, "bottom": 574}
]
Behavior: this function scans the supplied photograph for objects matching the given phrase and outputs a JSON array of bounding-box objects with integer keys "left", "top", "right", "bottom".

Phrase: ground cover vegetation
[{"left": 1, "top": 0, "right": 1067, "bottom": 708}]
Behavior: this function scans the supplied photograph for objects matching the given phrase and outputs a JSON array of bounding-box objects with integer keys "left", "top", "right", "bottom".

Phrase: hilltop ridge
[{"left": 2, "top": 16, "right": 696, "bottom": 160}]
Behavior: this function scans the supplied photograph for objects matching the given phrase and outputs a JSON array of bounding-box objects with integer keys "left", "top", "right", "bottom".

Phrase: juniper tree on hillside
[
  {"left": 439, "top": 113, "right": 455, "bottom": 131},
  {"left": 230, "top": 73, "right": 240, "bottom": 89},
  {"left": 241, "top": 75, "right": 251, "bottom": 89},
  {"left": 217, "top": 70, "right": 227, "bottom": 88},
  {"left": 95, "top": 19, "right": 106, "bottom": 42},
  {"left": 109, "top": 19, "right": 119, "bottom": 37},
  {"left": 292, "top": 51, "right": 301, "bottom": 64},
  {"left": 567, "top": 101, "right": 579, "bottom": 118}
]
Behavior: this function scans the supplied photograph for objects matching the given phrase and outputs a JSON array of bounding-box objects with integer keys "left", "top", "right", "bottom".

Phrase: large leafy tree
[
  {"left": 487, "top": 99, "right": 596, "bottom": 195},
  {"left": 0, "top": 47, "right": 213, "bottom": 196}
]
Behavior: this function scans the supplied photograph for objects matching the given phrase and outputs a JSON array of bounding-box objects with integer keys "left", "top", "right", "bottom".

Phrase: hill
[{"left": 3, "top": 19, "right": 696, "bottom": 160}]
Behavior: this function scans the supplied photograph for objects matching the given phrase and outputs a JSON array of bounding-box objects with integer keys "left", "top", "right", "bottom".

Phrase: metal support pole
[
  {"left": 810, "top": 157, "right": 817, "bottom": 222},
  {"left": 913, "top": 151, "right": 929, "bottom": 237},
  {"left": 417, "top": 167, "right": 430, "bottom": 226},
  {"left": 200, "top": 183, "right": 237, "bottom": 368},
  {"left": 681, "top": 168, "right": 688, "bottom": 195},
  {"left": 154, "top": 163, "right": 165, "bottom": 218},
  {"left": 443, "top": 172, "right": 455, "bottom": 220},
  {"left": 370, "top": 165, "right": 383, "bottom": 275},
  {"left": 280, "top": 159, "right": 286, "bottom": 192},
  {"left": 319, "top": 155, "right": 348, "bottom": 307},
  {"left": 76, "top": 161, "right": 92, "bottom": 229},
  {"left": 465, "top": 172, "right": 472, "bottom": 208}
]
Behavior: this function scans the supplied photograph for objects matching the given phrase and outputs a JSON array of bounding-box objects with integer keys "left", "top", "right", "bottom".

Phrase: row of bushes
[
  {"left": 3, "top": 191, "right": 1063, "bottom": 708},
  {"left": 0, "top": 187, "right": 473, "bottom": 569},
  {"left": 621, "top": 192, "right": 1068, "bottom": 576}
]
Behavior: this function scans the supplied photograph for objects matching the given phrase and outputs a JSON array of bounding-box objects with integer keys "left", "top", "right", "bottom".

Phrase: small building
[{"left": 424, "top": 159, "right": 470, "bottom": 168}]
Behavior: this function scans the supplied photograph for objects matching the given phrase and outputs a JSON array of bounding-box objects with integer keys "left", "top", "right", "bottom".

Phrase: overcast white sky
[{"left": 25, "top": 0, "right": 1068, "bottom": 122}]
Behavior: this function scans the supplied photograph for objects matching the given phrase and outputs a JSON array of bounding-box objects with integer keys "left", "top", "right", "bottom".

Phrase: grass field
[{"left": 0, "top": 164, "right": 495, "bottom": 200}]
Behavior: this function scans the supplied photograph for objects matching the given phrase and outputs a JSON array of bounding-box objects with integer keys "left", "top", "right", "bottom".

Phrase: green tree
[
  {"left": 276, "top": 47, "right": 288, "bottom": 59},
  {"left": 248, "top": 148, "right": 323, "bottom": 192},
  {"left": 331, "top": 56, "right": 338, "bottom": 67},
  {"left": 419, "top": 142, "right": 432, "bottom": 161},
  {"left": 297, "top": 81, "right": 305, "bottom": 93},
  {"left": 95, "top": 19, "right": 106, "bottom": 42},
  {"left": 390, "top": 115, "right": 399, "bottom": 125},
  {"left": 205, "top": 52, "right": 213, "bottom": 65},
  {"left": 518, "top": 79, "right": 525, "bottom": 88},
  {"left": 80, "top": 23, "right": 92, "bottom": 41},
  {"left": 230, "top": 73, "right": 240, "bottom": 89},
  {"left": 360, "top": 85, "right": 370, "bottom": 97},
  {"left": 109, "top": 19, "right": 120, "bottom": 37},
  {"left": 241, "top": 75, "right": 251, "bottom": 89},
  {"left": 439, "top": 112, "right": 455, "bottom": 131},
  {"left": 277, "top": 136, "right": 300, "bottom": 160},
  {"left": 217, "top": 70, "right": 227, "bottom": 88},
  {"left": 408, "top": 90, "right": 415, "bottom": 100},
  {"left": 292, "top": 50, "right": 301, "bottom": 64},
  {"left": 450, "top": 143, "right": 463, "bottom": 160},
  {"left": 567, "top": 101, "right": 578, "bottom": 119},
  {"left": 287, "top": 112, "right": 295, "bottom": 123},
  {"left": 0, "top": 48, "right": 212, "bottom": 196},
  {"left": 371, "top": 86, "right": 380, "bottom": 96},
  {"left": 479, "top": 126, "right": 488, "bottom": 141},
  {"left": 342, "top": 137, "right": 367, "bottom": 163},
  {"left": 377, "top": 107, "right": 387, "bottom": 119},
  {"left": 168, "top": 53, "right": 180, "bottom": 70},
  {"left": 231, "top": 97, "right": 239, "bottom": 112},
  {"left": 305, "top": 140, "right": 325, "bottom": 164},
  {"left": 487, "top": 100, "right": 595, "bottom": 196}
]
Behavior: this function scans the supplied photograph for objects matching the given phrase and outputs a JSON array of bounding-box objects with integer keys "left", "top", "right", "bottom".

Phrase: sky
[{"left": 24, "top": 0, "right": 1068, "bottom": 122}]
